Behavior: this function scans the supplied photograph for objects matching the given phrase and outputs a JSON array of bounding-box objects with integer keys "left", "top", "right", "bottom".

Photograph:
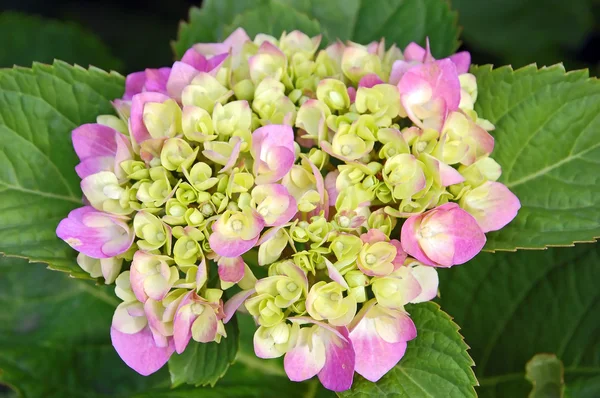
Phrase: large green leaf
[
  {"left": 436, "top": 244, "right": 600, "bottom": 397},
  {"left": 338, "top": 302, "right": 477, "bottom": 397},
  {"left": 168, "top": 317, "right": 239, "bottom": 387},
  {"left": 0, "top": 12, "right": 121, "bottom": 71},
  {"left": 472, "top": 64, "right": 600, "bottom": 250},
  {"left": 173, "top": 0, "right": 459, "bottom": 58},
  {"left": 0, "top": 61, "right": 124, "bottom": 277}
]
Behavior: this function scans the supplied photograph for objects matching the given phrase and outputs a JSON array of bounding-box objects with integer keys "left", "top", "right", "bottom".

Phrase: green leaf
[
  {"left": 472, "top": 64, "right": 600, "bottom": 250},
  {"left": 0, "top": 12, "right": 122, "bottom": 71},
  {"left": 0, "top": 61, "right": 124, "bottom": 277},
  {"left": 338, "top": 302, "right": 477, "bottom": 398},
  {"left": 436, "top": 244, "right": 600, "bottom": 397},
  {"left": 173, "top": 0, "right": 459, "bottom": 58},
  {"left": 168, "top": 316, "right": 239, "bottom": 387},
  {"left": 452, "top": 0, "right": 593, "bottom": 68},
  {"left": 0, "top": 256, "right": 169, "bottom": 398},
  {"left": 351, "top": 0, "right": 460, "bottom": 57},
  {"left": 526, "top": 354, "right": 565, "bottom": 398}
]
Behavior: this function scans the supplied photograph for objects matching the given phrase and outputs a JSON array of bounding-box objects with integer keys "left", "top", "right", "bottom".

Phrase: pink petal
[
  {"left": 129, "top": 92, "right": 171, "bottom": 145},
  {"left": 143, "top": 68, "right": 171, "bottom": 94},
  {"left": 403, "top": 42, "right": 426, "bottom": 62},
  {"left": 325, "top": 259, "right": 349, "bottom": 289},
  {"left": 110, "top": 326, "right": 174, "bottom": 376},
  {"left": 181, "top": 48, "right": 208, "bottom": 70},
  {"left": 449, "top": 51, "right": 471, "bottom": 74},
  {"left": 173, "top": 292, "right": 195, "bottom": 353},
  {"left": 317, "top": 326, "right": 355, "bottom": 392},
  {"left": 166, "top": 61, "right": 200, "bottom": 101},
  {"left": 439, "top": 162, "right": 465, "bottom": 186},
  {"left": 358, "top": 73, "right": 384, "bottom": 88},
  {"left": 218, "top": 256, "right": 246, "bottom": 283},
  {"left": 209, "top": 232, "right": 259, "bottom": 258},
  {"left": 360, "top": 229, "right": 388, "bottom": 244},
  {"left": 325, "top": 171, "right": 340, "bottom": 206},
  {"left": 124, "top": 71, "right": 147, "bottom": 100},
  {"left": 284, "top": 330, "right": 326, "bottom": 382},
  {"left": 389, "top": 60, "right": 414, "bottom": 85},
  {"left": 56, "top": 207, "right": 132, "bottom": 259},
  {"left": 75, "top": 156, "right": 115, "bottom": 179},
  {"left": 409, "top": 265, "right": 439, "bottom": 303},
  {"left": 400, "top": 213, "right": 436, "bottom": 267},
  {"left": 223, "top": 288, "right": 256, "bottom": 323},
  {"left": 464, "top": 181, "right": 521, "bottom": 233},
  {"left": 72, "top": 124, "right": 118, "bottom": 160},
  {"left": 350, "top": 315, "right": 407, "bottom": 382}
]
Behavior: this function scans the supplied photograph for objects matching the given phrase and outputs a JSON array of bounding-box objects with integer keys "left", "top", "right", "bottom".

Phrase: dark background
[{"left": 1, "top": 0, "right": 599, "bottom": 74}]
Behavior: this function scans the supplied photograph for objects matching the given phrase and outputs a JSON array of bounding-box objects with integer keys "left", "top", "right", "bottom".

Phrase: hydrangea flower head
[{"left": 56, "top": 28, "right": 520, "bottom": 392}]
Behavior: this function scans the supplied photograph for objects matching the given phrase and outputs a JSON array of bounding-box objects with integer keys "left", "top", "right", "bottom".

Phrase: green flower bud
[
  {"left": 345, "top": 270, "right": 370, "bottom": 288},
  {"left": 184, "top": 208, "right": 206, "bottom": 227},
  {"left": 295, "top": 99, "right": 331, "bottom": 144},
  {"left": 182, "top": 105, "right": 217, "bottom": 143},
  {"left": 383, "top": 154, "right": 428, "bottom": 200},
  {"left": 404, "top": 127, "right": 439, "bottom": 157},
  {"left": 330, "top": 234, "right": 362, "bottom": 273},
  {"left": 368, "top": 209, "right": 396, "bottom": 236},
  {"left": 175, "top": 182, "right": 198, "bottom": 205},
  {"left": 259, "top": 227, "right": 290, "bottom": 266},
  {"left": 292, "top": 250, "right": 316, "bottom": 274},
  {"left": 458, "top": 157, "right": 502, "bottom": 187},
  {"left": 162, "top": 199, "right": 187, "bottom": 225},
  {"left": 459, "top": 73, "right": 478, "bottom": 110},
  {"left": 212, "top": 100, "right": 252, "bottom": 139},
  {"left": 160, "top": 138, "right": 198, "bottom": 172},
  {"left": 211, "top": 192, "right": 229, "bottom": 213},
  {"left": 245, "top": 293, "right": 285, "bottom": 327},
  {"left": 185, "top": 162, "right": 218, "bottom": 191},
  {"left": 328, "top": 123, "right": 374, "bottom": 161},
  {"left": 307, "top": 148, "right": 329, "bottom": 170},
  {"left": 226, "top": 170, "right": 255, "bottom": 196},
  {"left": 305, "top": 216, "right": 332, "bottom": 247},
  {"left": 120, "top": 160, "right": 150, "bottom": 180},
  {"left": 232, "top": 79, "right": 255, "bottom": 102},
  {"left": 143, "top": 99, "right": 182, "bottom": 139},
  {"left": 314, "top": 50, "right": 342, "bottom": 79},
  {"left": 133, "top": 211, "right": 168, "bottom": 252},
  {"left": 355, "top": 84, "right": 402, "bottom": 126},
  {"left": 253, "top": 321, "right": 299, "bottom": 358},
  {"left": 173, "top": 235, "right": 201, "bottom": 267},
  {"left": 341, "top": 46, "right": 382, "bottom": 83},
  {"left": 358, "top": 241, "right": 397, "bottom": 276},
  {"left": 316, "top": 78, "right": 350, "bottom": 111},
  {"left": 306, "top": 281, "right": 357, "bottom": 326},
  {"left": 335, "top": 183, "right": 375, "bottom": 212},
  {"left": 182, "top": 73, "right": 233, "bottom": 113},
  {"left": 377, "top": 128, "right": 410, "bottom": 159},
  {"left": 372, "top": 267, "right": 417, "bottom": 309}
]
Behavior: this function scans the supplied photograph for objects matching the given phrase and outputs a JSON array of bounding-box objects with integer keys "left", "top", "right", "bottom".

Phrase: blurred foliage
[{"left": 1, "top": 0, "right": 599, "bottom": 74}]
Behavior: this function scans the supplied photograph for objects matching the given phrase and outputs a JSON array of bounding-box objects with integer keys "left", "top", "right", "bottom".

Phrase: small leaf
[
  {"left": 437, "top": 244, "right": 600, "bottom": 397},
  {"left": 526, "top": 354, "right": 564, "bottom": 398},
  {"left": 352, "top": 0, "right": 460, "bottom": 57},
  {"left": 338, "top": 302, "right": 477, "bottom": 398},
  {"left": 222, "top": 2, "right": 321, "bottom": 40},
  {"left": 0, "top": 12, "right": 122, "bottom": 71},
  {"left": 0, "top": 61, "right": 124, "bottom": 277},
  {"left": 173, "top": 0, "right": 268, "bottom": 59},
  {"left": 168, "top": 316, "right": 239, "bottom": 387},
  {"left": 472, "top": 64, "right": 600, "bottom": 250}
]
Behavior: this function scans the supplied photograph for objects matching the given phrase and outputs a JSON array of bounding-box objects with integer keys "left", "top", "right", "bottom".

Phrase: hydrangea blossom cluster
[{"left": 56, "top": 28, "right": 520, "bottom": 392}]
